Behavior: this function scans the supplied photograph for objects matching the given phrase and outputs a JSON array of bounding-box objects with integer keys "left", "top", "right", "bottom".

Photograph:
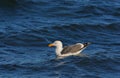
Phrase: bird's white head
[
  {"left": 48, "top": 40, "right": 62, "bottom": 47},
  {"left": 48, "top": 40, "right": 63, "bottom": 56}
]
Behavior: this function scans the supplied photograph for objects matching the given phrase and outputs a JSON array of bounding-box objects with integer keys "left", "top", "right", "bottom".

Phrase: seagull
[{"left": 48, "top": 40, "right": 90, "bottom": 57}]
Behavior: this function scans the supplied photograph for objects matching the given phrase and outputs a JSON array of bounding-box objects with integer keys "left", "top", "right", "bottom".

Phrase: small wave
[
  {"left": 51, "top": 23, "right": 120, "bottom": 31},
  {"left": 0, "top": 23, "right": 119, "bottom": 46},
  {"left": 74, "top": 53, "right": 120, "bottom": 73},
  {"left": 0, "top": 53, "right": 119, "bottom": 77}
]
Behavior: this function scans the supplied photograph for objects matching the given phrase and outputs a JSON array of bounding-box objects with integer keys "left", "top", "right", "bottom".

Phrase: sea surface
[{"left": 0, "top": 0, "right": 120, "bottom": 78}]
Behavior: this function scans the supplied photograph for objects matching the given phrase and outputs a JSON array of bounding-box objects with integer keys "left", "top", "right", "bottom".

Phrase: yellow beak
[{"left": 48, "top": 44, "right": 54, "bottom": 47}]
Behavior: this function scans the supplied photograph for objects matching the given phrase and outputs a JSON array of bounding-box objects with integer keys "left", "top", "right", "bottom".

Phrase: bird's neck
[{"left": 56, "top": 45, "right": 63, "bottom": 56}]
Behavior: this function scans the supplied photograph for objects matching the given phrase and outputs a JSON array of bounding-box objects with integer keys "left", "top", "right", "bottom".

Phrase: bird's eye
[{"left": 54, "top": 42, "right": 57, "bottom": 45}]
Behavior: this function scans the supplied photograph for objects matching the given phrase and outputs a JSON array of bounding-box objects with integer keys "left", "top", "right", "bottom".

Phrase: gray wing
[
  {"left": 61, "top": 42, "right": 90, "bottom": 54},
  {"left": 61, "top": 44, "right": 83, "bottom": 54}
]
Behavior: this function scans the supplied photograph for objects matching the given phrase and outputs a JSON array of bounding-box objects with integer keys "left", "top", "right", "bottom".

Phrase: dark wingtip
[{"left": 83, "top": 42, "right": 91, "bottom": 47}]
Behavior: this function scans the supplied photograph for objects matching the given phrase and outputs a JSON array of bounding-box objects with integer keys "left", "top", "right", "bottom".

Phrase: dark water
[{"left": 0, "top": 0, "right": 120, "bottom": 78}]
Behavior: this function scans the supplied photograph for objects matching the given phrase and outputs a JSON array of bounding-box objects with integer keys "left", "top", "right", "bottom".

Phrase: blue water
[{"left": 0, "top": 0, "right": 120, "bottom": 78}]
